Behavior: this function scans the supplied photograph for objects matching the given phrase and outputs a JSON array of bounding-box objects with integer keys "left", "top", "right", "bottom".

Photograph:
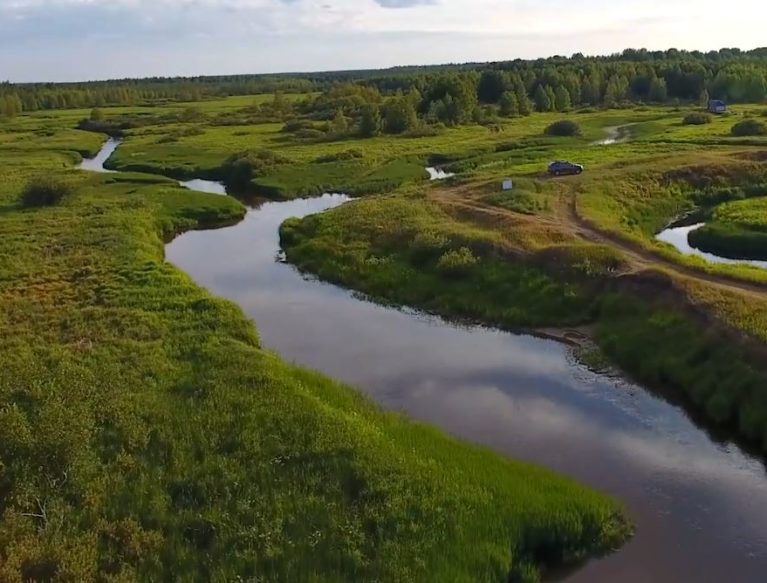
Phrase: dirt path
[
  {"left": 428, "top": 182, "right": 767, "bottom": 298},
  {"left": 565, "top": 196, "right": 767, "bottom": 296}
]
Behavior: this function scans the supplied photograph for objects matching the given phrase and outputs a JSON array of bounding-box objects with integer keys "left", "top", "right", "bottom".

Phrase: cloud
[
  {"left": 374, "top": 0, "right": 436, "bottom": 7},
  {"left": 0, "top": 0, "right": 764, "bottom": 81}
]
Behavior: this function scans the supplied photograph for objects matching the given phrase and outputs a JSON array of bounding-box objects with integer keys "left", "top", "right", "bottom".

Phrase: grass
[
  {"left": 62, "top": 101, "right": 760, "bottom": 199},
  {"left": 8, "top": 96, "right": 767, "bottom": 577},
  {"left": 0, "top": 100, "right": 631, "bottom": 581},
  {"left": 596, "top": 295, "right": 767, "bottom": 447},
  {"left": 688, "top": 197, "right": 767, "bottom": 260},
  {"left": 281, "top": 196, "right": 594, "bottom": 328}
]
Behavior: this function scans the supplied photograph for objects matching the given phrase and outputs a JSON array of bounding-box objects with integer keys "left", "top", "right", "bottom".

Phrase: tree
[
  {"left": 534, "top": 85, "right": 552, "bottom": 112},
  {"left": 563, "top": 74, "right": 582, "bottom": 105},
  {"left": 499, "top": 91, "right": 519, "bottom": 117},
  {"left": 699, "top": 88, "right": 710, "bottom": 108},
  {"left": 383, "top": 98, "right": 417, "bottom": 134},
  {"left": 477, "top": 70, "right": 508, "bottom": 104},
  {"left": 545, "top": 86, "right": 557, "bottom": 110},
  {"left": 331, "top": 109, "right": 349, "bottom": 134},
  {"left": 0, "top": 94, "right": 22, "bottom": 118},
  {"left": 90, "top": 108, "right": 105, "bottom": 122},
  {"left": 420, "top": 74, "right": 478, "bottom": 125},
  {"left": 604, "top": 75, "right": 629, "bottom": 106},
  {"left": 648, "top": 77, "right": 668, "bottom": 102},
  {"left": 516, "top": 89, "right": 533, "bottom": 116},
  {"left": 581, "top": 74, "right": 602, "bottom": 105},
  {"left": 554, "top": 86, "right": 571, "bottom": 111},
  {"left": 359, "top": 104, "right": 382, "bottom": 137}
]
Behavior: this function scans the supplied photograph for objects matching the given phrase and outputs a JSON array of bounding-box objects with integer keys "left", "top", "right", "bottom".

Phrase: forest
[{"left": 2, "top": 47, "right": 767, "bottom": 119}]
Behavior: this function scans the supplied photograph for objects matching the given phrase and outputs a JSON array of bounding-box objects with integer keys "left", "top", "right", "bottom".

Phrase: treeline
[
  {"left": 2, "top": 47, "right": 767, "bottom": 119},
  {"left": 0, "top": 76, "right": 314, "bottom": 115}
]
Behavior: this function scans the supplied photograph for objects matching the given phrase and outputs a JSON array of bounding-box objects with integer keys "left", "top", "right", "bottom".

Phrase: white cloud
[{"left": 0, "top": 0, "right": 765, "bottom": 81}]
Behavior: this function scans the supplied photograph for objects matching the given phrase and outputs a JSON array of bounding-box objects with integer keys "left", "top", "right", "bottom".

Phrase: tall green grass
[{"left": 0, "top": 101, "right": 630, "bottom": 581}]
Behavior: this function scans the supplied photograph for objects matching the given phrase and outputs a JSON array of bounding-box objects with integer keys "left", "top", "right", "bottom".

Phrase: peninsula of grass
[
  {"left": 688, "top": 197, "right": 767, "bottom": 260},
  {"left": 0, "top": 113, "right": 632, "bottom": 581},
  {"left": 281, "top": 193, "right": 767, "bottom": 452}
]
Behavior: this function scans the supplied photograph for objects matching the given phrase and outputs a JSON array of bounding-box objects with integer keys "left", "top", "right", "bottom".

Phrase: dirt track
[{"left": 429, "top": 182, "right": 767, "bottom": 299}]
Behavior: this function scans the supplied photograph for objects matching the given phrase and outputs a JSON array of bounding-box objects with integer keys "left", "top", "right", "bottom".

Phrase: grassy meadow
[{"left": 0, "top": 99, "right": 638, "bottom": 581}]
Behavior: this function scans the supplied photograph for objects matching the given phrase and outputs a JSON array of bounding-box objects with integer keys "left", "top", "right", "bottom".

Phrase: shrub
[
  {"left": 544, "top": 120, "right": 581, "bottom": 137},
  {"left": 20, "top": 177, "right": 73, "bottom": 207},
  {"left": 410, "top": 230, "right": 449, "bottom": 265},
  {"left": 683, "top": 112, "right": 712, "bottom": 125},
  {"left": 402, "top": 124, "right": 441, "bottom": 138},
  {"left": 436, "top": 247, "right": 478, "bottom": 275},
  {"left": 281, "top": 119, "right": 315, "bottom": 133},
  {"left": 220, "top": 150, "right": 291, "bottom": 191},
  {"left": 294, "top": 128, "right": 325, "bottom": 140},
  {"left": 315, "top": 149, "right": 364, "bottom": 163},
  {"left": 732, "top": 119, "right": 767, "bottom": 137}
]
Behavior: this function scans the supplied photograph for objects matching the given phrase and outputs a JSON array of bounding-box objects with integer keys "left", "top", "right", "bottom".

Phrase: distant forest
[{"left": 2, "top": 47, "right": 767, "bottom": 119}]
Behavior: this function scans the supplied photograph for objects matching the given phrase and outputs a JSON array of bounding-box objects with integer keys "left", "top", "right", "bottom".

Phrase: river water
[
  {"left": 85, "top": 140, "right": 767, "bottom": 582},
  {"left": 657, "top": 223, "right": 767, "bottom": 270}
]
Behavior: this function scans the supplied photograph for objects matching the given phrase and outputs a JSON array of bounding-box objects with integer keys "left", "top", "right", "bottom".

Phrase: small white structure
[{"left": 502, "top": 179, "right": 513, "bottom": 191}]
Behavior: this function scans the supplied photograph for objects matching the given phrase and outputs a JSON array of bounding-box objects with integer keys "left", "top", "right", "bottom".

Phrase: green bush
[
  {"left": 220, "top": 150, "right": 291, "bottom": 191},
  {"left": 544, "top": 120, "right": 581, "bottom": 137},
  {"left": 731, "top": 119, "right": 767, "bottom": 137},
  {"left": 436, "top": 247, "right": 479, "bottom": 275},
  {"left": 281, "top": 118, "right": 315, "bottom": 133},
  {"left": 682, "top": 112, "right": 712, "bottom": 125},
  {"left": 315, "top": 149, "right": 364, "bottom": 163},
  {"left": 20, "top": 177, "right": 73, "bottom": 207}
]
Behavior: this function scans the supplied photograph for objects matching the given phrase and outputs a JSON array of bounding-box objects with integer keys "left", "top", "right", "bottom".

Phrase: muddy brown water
[{"left": 84, "top": 141, "right": 767, "bottom": 582}]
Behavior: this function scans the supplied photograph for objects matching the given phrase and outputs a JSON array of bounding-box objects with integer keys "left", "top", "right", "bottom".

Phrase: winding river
[
  {"left": 83, "top": 140, "right": 767, "bottom": 583},
  {"left": 657, "top": 222, "right": 767, "bottom": 270}
]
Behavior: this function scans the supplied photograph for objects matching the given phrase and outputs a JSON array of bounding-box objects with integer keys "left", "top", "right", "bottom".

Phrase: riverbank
[
  {"left": 173, "top": 173, "right": 767, "bottom": 583},
  {"left": 0, "top": 122, "right": 630, "bottom": 580},
  {"left": 282, "top": 193, "right": 767, "bottom": 454}
]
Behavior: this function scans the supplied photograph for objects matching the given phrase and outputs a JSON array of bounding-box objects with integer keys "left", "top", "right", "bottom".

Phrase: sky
[{"left": 0, "top": 0, "right": 764, "bottom": 82}]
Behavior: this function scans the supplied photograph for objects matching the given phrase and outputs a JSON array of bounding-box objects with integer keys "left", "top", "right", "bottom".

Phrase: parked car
[{"left": 548, "top": 161, "right": 584, "bottom": 176}]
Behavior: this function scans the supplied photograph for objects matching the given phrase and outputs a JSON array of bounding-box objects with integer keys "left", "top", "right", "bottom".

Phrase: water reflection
[
  {"left": 78, "top": 137, "right": 120, "bottom": 173},
  {"left": 426, "top": 167, "right": 455, "bottom": 180},
  {"left": 167, "top": 194, "right": 767, "bottom": 583},
  {"left": 656, "top": 223, "right": 767, "bottom": 270}
]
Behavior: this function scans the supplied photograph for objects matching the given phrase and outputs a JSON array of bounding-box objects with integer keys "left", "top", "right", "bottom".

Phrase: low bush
[
  {"left": 402, "top": 124, "right": 442, "bottom": 138},
  {"left": 220, "top": 150, "right": 292, "bottom": 191},
  {"left": 315, "top": 149, "right": 364, "bottom": 163},
  {"left": 682, "top": 112, "right": 712, "bottom": 125},
  {"left": 544, "top": 120, "right": 581, "bottom": 137},
  {"left": 436, "top": 247, "right": 479, "bottom": 275},
  {"left": 731, "top": 119, "right": 767, "bottom": 137},
  {"left": 282, "top": 119, "right": 315, "bottom": 133},
  {"left": 20, "top": 177, "right": 73, "bottom": 207}
]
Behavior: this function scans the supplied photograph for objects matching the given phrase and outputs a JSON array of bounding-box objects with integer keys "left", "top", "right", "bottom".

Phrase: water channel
[{"left": 83, "top": 140, "right": 767, "bottom": 582}]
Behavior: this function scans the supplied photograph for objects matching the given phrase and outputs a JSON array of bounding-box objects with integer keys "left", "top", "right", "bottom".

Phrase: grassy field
[
  {"left": 0, "top": 101, "right": 633, "bottom": 581},
  {"left": 40, "top": 98, "right": 762, "bottom": 201}
]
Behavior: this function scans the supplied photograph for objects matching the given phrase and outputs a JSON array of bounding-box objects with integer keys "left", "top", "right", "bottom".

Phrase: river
[
  {"left": 657, "top": 222, "right": 767, "bottom": 270},
  {"left": 84, "top": 139, "right": 767, "bottom": 582}
]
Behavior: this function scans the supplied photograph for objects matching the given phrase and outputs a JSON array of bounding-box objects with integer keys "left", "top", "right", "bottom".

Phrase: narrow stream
[
  {"left": 85, "top": 140, "right": 767, "bottom": 583},
  {"left": 593, "top": 124, "right": 634, "bottom": 146},
  {"left": 657, "top": 223, "right": 767, "bottom": 270}
]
